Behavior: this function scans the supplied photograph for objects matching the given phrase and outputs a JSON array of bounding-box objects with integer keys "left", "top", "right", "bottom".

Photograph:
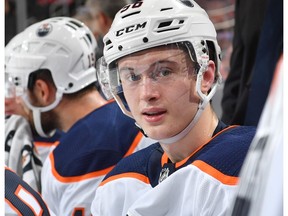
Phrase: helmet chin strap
[
  {"left": 32, "top": 109, "right": 54, "bottom": 138},
  {"left": 22, "top": 89, "right": 63, "bottom": 138},
  {"left": 137, "top": 63, "right": 220, "bottom": 145}
]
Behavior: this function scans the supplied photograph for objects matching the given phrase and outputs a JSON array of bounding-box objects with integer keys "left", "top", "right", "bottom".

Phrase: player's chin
[{"left": 142, "top": 124, "right": 172, "bottom": 141}]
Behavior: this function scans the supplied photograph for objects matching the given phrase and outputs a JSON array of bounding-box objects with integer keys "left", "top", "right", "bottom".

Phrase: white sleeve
[
  {"left": 127, "top": 165, "right": 238, "bottom": 216},
  {"left": 91, "top": 177, "right": 152, "bottom": 216}
]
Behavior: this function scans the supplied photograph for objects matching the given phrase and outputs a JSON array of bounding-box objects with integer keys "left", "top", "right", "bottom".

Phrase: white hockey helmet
[
  {"left": 104, "top": 0, "right": 221, "bottom": 66},
  {"left": 6, "top": 16, "right": 97, "bottom": 94},
  {"left": 5, "top": 17, "right": 97, "bottom": 137},
  {"left": 101, "top": 0, "right": 222, "bottom": 144}
]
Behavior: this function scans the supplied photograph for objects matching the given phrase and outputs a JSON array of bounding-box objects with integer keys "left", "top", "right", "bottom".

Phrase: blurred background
[{"left": 5, "top": 0, "right": 86, "bottom": 45}]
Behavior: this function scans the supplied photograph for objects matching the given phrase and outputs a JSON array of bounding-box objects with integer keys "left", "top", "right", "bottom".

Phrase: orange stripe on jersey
[
  {"left": 5, "top": 198, "right": 22, "bottom": 215},
  {"left": 34, "top": 140, "right": 59, "bottom": 147},
  {"left": 72, "top": 207, "right": 85, "bottom": 216},
  {"left": 50, "top": 153, "right": 115, "bottom": 183},
  {"left": 5, "top": 166, "right": 16, "bottom": 172},
  {"left": 175, "top": 156, "right": 189, "bottom": 169},
  {"left": 124, "top": 132, "right": 143, "bottom": 157},
  {"left": 54, "top": 141, "right": 60, "bottom": 146},
  {"left": 99, "top": 172, "right": 150, "bottom": 187},
  {"left": 192, "top": 160, "right": 239, "bottom": 185},
  {"left": 161, "top": 152, "right": 169, "bottom": 166}
]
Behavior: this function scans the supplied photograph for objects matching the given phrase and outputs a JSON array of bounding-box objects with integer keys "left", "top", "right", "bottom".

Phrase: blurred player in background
[{"left": 5, "top": 17, "right": 155, "bottom": 216}]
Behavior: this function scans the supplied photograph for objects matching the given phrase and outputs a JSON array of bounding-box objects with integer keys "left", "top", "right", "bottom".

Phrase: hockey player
[
  {"left": 91, "top": 0, "right": 256, "bottom": 215},
  {"left": 5, "top": 17, "right": 155, "bottom": 216}
]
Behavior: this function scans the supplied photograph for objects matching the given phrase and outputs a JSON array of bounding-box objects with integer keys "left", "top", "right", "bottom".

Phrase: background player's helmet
[
  {"left": 6, "top": 16, "right": 97, "bottom": 94},
  {"left": 101, "top": 0, "right": 222, "bottom": 143},
  {"left": 5, "top": 17, "right": 97, "bottom": 137}
]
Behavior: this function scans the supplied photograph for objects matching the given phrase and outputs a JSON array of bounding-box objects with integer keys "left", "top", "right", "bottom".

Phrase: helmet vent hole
[
  {"left": 156, "top": 27, "right": 180, "bottom": 33},
  {"left": 158, "top": 21, "right": 172, "bottom": 28},
  {"left": 69, "top": 20, "right": 82, "bottom": 28},
  {"left": 122, "top": 11, "right": 141, "bottom": 19},
  {"left": 156, "top": 19, "right": 184, "bottom": 33},
  {"left": 118, "top": 45, "right": 123, "bottom": 51},
  {"left": 143, "top": 37, "right": 148, "bottom": 43},
  {"left": 65, "top": 23, "right": 77, "bottom": 31},
  {"left": 105, "top": 40, "right": 112, "bottom": 46},
  {"left": 85, "top": 33, "right": 92, "bottom": 44},
  {"left": 68, "top": 83, "right": 73, "bottom": 88},
  {"left": 178, "top": 0, "right": 194, "bottom": 7},
  {"left": 160, "top": 7, "right": 173, "bottom": 11}
]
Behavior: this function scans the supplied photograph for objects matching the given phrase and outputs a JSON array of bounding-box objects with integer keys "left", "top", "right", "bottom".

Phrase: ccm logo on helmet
[{"left": 116, "top": 22, "right": 147, "bottom": 37}]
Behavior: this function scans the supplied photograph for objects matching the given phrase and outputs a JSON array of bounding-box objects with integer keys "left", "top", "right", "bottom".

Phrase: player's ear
[
  {"left": 33, "top": 79, "right": 56, "bottom": 105},
  {"left": 201, "top": 60, "right": 215, "bottom": 94}
]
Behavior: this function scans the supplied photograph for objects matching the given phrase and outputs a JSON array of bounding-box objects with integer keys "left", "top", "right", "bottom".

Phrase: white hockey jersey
[{"left": 91, "top": 123, "right": 256, "bottom": 216}]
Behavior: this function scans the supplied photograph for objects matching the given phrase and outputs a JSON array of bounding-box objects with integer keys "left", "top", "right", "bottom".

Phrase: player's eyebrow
[
  {"left": 118, "top": 67, "right": 134, "bottom": 74},
  {"left": 119, "top": 58, "right": 178, "bottom": 74}
]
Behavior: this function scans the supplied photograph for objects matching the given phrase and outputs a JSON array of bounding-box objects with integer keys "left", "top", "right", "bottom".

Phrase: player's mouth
[{"left": 142, "top": 108, "right": 167, "bottom": 123}]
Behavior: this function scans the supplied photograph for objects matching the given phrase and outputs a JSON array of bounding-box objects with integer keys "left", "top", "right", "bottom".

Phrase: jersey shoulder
[
  {"left": 51, "top": 102, "right": 142, "bottom": 178},
  {"left": 193, "top": 126, "right": 256, "bottom": 177}
]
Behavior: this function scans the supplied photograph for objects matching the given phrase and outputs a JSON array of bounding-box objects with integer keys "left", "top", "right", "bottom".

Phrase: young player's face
[{"left": 117, "top": 46, "right": 200, "bottom": 140}]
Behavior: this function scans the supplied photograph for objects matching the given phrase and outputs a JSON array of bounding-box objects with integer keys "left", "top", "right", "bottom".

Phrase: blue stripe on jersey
[
  {"left": 53, "top": 101, "right": 139, "bottom": 177},
  {"left": 102, "top": 125, "right": 256, "bottom": 187}
]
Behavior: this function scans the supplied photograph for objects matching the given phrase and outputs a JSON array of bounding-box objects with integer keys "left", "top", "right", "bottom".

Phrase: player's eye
[
  {"left": 129, "top": 73, "right": 141, "bottom": 81},
  {"left": 119, "top": 68, "right": 142, "bottom": 83},
  {"left": 159, "top": 68, "right": 172, "bottom": 77}
]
